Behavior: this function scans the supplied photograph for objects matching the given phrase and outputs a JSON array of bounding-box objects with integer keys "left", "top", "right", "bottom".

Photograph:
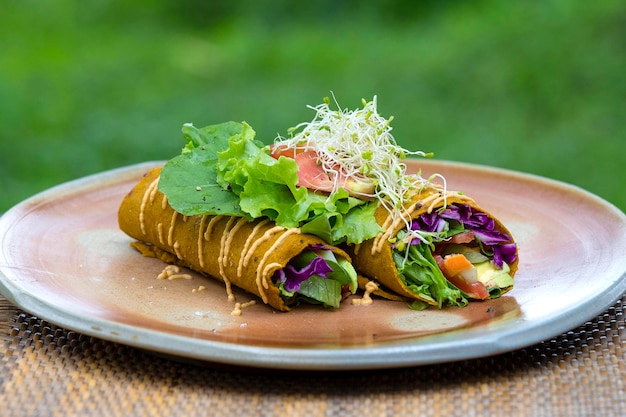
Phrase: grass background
[{"left": 2, "top": 0, "right": 625, "bottom": 213}]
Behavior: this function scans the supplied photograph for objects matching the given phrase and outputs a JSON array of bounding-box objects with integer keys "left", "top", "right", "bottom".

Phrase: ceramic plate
[{"left": 1, "top": 161, "right": 625, "bottom": 370}]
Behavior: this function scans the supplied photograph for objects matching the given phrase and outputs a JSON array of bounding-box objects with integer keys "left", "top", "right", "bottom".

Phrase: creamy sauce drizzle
[
  {"left": 351, "top": 281, "right": 378, "bottom": 305},
  {"left": 224, "top": 217, "right": 249, "bottom": 266},
  {"left": 237, "top": 219, "right": 271, "bottom": 277},
  {"left": 157, "top": 223, "right": 165, "bottom": 245},
  {"left": 230, "top": 300, "right": 257, "bottom": 316},
  {"left": 191, "top": 285, "right": 206, "bottom": 293},
  {"left": 197, "top": 215, "right": 208, "bottom": 268},
  {"left": 255, "top": 229, "right": 301, "bottom": 295},
  {"left": 204, "top": 215, "right": 223, "bottom": 240},
  {"left": 139, "top": 177, "right": 159, "bottom": 235},
  {"left": 173, "top": 240, "right": 183, "bottom": 259},
  {"left": 241, "top": 226, "right": 285, "bottom": 268},
  {"left": 370, "top": 190, "right": 475, "bottom": 254},
  {"left": 371, "top": 197, "right": 431, "bottom": 254},
  {"left": 157, "top": 265, "right": 192, "bottom": 280},
  {"left": 261, "top": 262, "right": 282, "bottom": 290},
  {"left": 148, "top": 178, "right": 159, "bottom": 203},
  {"left": 218, "top": 217, "right": 237, "bottom": 302},
  {"left": 167, "top": 211, "right": 178, "bottom": 246},
  {"left": 197, "top": 214, "right": 223, "bottom": 272}
]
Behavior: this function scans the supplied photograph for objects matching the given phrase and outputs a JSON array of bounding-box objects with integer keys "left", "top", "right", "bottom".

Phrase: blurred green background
[{"left": 2, "top": 0, "right": 625, "bottom": 213}]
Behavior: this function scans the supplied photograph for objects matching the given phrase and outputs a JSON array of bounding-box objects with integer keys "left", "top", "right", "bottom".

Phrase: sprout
[{"left": 275, "top": 95, "right": 439, "bottom": 219}]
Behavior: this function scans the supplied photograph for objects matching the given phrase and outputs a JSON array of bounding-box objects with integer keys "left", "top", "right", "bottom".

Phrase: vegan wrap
[
  {"left": 118, "top": 167, "right": 358, "bottom": 312},
  {"left": 348, "top": 183, "right": 519, "bottom": 309},
  {"left": 120, "top": 94, "right": 518, "bottom": 312},
  {"left": 257, "top": 96, "right": 518, "bottom": 308}
]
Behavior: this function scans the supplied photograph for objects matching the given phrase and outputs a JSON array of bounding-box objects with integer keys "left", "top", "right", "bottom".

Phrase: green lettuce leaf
[
  {"left": 158, "top": 122, "right": 247, "bottom": 217},
  {"left": 158, "top": 120, "right": 383, "bottom": 245},
  {"left": 212, "top": 124, "right": 382, "bottom": 242},
  {"left": 329, "top": 201, "right": 382, "bottom": 245},
  {"left": 295, "top": 275, "right": 343, "bottom": 308},
  {"left": 181, "top": 121, "right": 244, "bottom": 152},
  {"left": 393, "top": 243, "right": 468, "bottom": 308},
  {"left": 278, "top": 249, "right": 358, "bottom": 307}
]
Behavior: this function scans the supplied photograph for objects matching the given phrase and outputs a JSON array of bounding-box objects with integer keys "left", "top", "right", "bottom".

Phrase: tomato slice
[
  {"left": 437, "top": 253, "right": 489, "bottom": 300},
  {"left": 270, "top": 146, "right": 375, "bottom": 197},
  {"left": 445, "top": 274, "right": 489, "bottom": 300},
  {"left": 293, "top": 151, "right": 335, "bottom": 191},
  {"left": 270, "top": 143, "right": 304, "bottom": 159},
  {"left": 271, "top": 145, "right": 334, "bottom": 190},
  {"left": 449, "top": 231, "right": 475, "bottom": 244},
  {"left": 271, "top": 146, "right": 336, "bottom": 191}
]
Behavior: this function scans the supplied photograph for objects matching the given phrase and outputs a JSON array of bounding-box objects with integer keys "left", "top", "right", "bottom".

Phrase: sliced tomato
[
  {"left": 439, "top": 253, "right": 489, "bottom": 300},
  {"left": 445, "top": 274, "right": 490, "bottom": 300},
  {"left": 270, "top": 144, "right": 301, "bottom": 159},
  {"left": 271, "top": 146, "right": 375, "bottom": 197},
  {"left": 449, "top": 231, "right": 475, "bottom": 244},
  {"left": 293, "top": 151, "right": 336, "bottom": 191},
  {"left": 270, "top": 145, "right": 333, "bottom": 190}
]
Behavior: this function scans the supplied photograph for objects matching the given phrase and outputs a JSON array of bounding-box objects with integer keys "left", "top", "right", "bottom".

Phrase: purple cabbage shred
[
  {"left": 412, "top": 204, "right": 518, "bottom": 268},
  {"left": 274, "top": 256, "right": 333, "bottom": 292}
]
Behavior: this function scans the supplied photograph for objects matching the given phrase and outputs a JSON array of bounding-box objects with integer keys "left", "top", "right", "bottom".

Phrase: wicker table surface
[{"left": 1, "top": 292, "right": 624, "bottom": 417}]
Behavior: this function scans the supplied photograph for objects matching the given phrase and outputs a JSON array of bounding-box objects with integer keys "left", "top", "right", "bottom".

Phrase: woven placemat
[{"left": 1, "top": 293, "right": 624, "bottom": 417}]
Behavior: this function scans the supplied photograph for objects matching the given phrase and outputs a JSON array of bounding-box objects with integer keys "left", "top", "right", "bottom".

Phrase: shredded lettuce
[
  {"left": 393, "top": 203, "right": 517, "bottom": 307},
  {"left": 158, "top": 122, "right": 247, "bottom": 217},
  {"left": 274, "top": 248, "right": 358, "bottom": 308},
  {"left": 159, "top": 121, "right": 383, "bottom": 245},
  {"left": 393, "top": 237, "right": 468, "bottom": 308}
]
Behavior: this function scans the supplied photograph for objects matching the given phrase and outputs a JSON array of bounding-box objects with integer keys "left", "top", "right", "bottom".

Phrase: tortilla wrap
[
  {"left": 118, "top": 167, "right": 353, "bottom": 312},
  {"left": 348, "top": 184, "right": 519, "bottom": 305}
]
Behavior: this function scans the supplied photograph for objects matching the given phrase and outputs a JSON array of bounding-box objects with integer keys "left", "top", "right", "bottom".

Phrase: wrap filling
[
  {"left": 393, "top": 203, "right": 517, "bottom": 309},
  {"left": 274, "top": 245, "right": 358, "bottom": 308}
]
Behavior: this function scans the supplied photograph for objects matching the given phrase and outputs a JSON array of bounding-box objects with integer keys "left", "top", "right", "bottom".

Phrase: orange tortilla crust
[
  {"left": 117, "top": 167, "right": 352, "bottom": 312},
  {"left": 348, "top": 185, "right": 519, "bottom": 305}
]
